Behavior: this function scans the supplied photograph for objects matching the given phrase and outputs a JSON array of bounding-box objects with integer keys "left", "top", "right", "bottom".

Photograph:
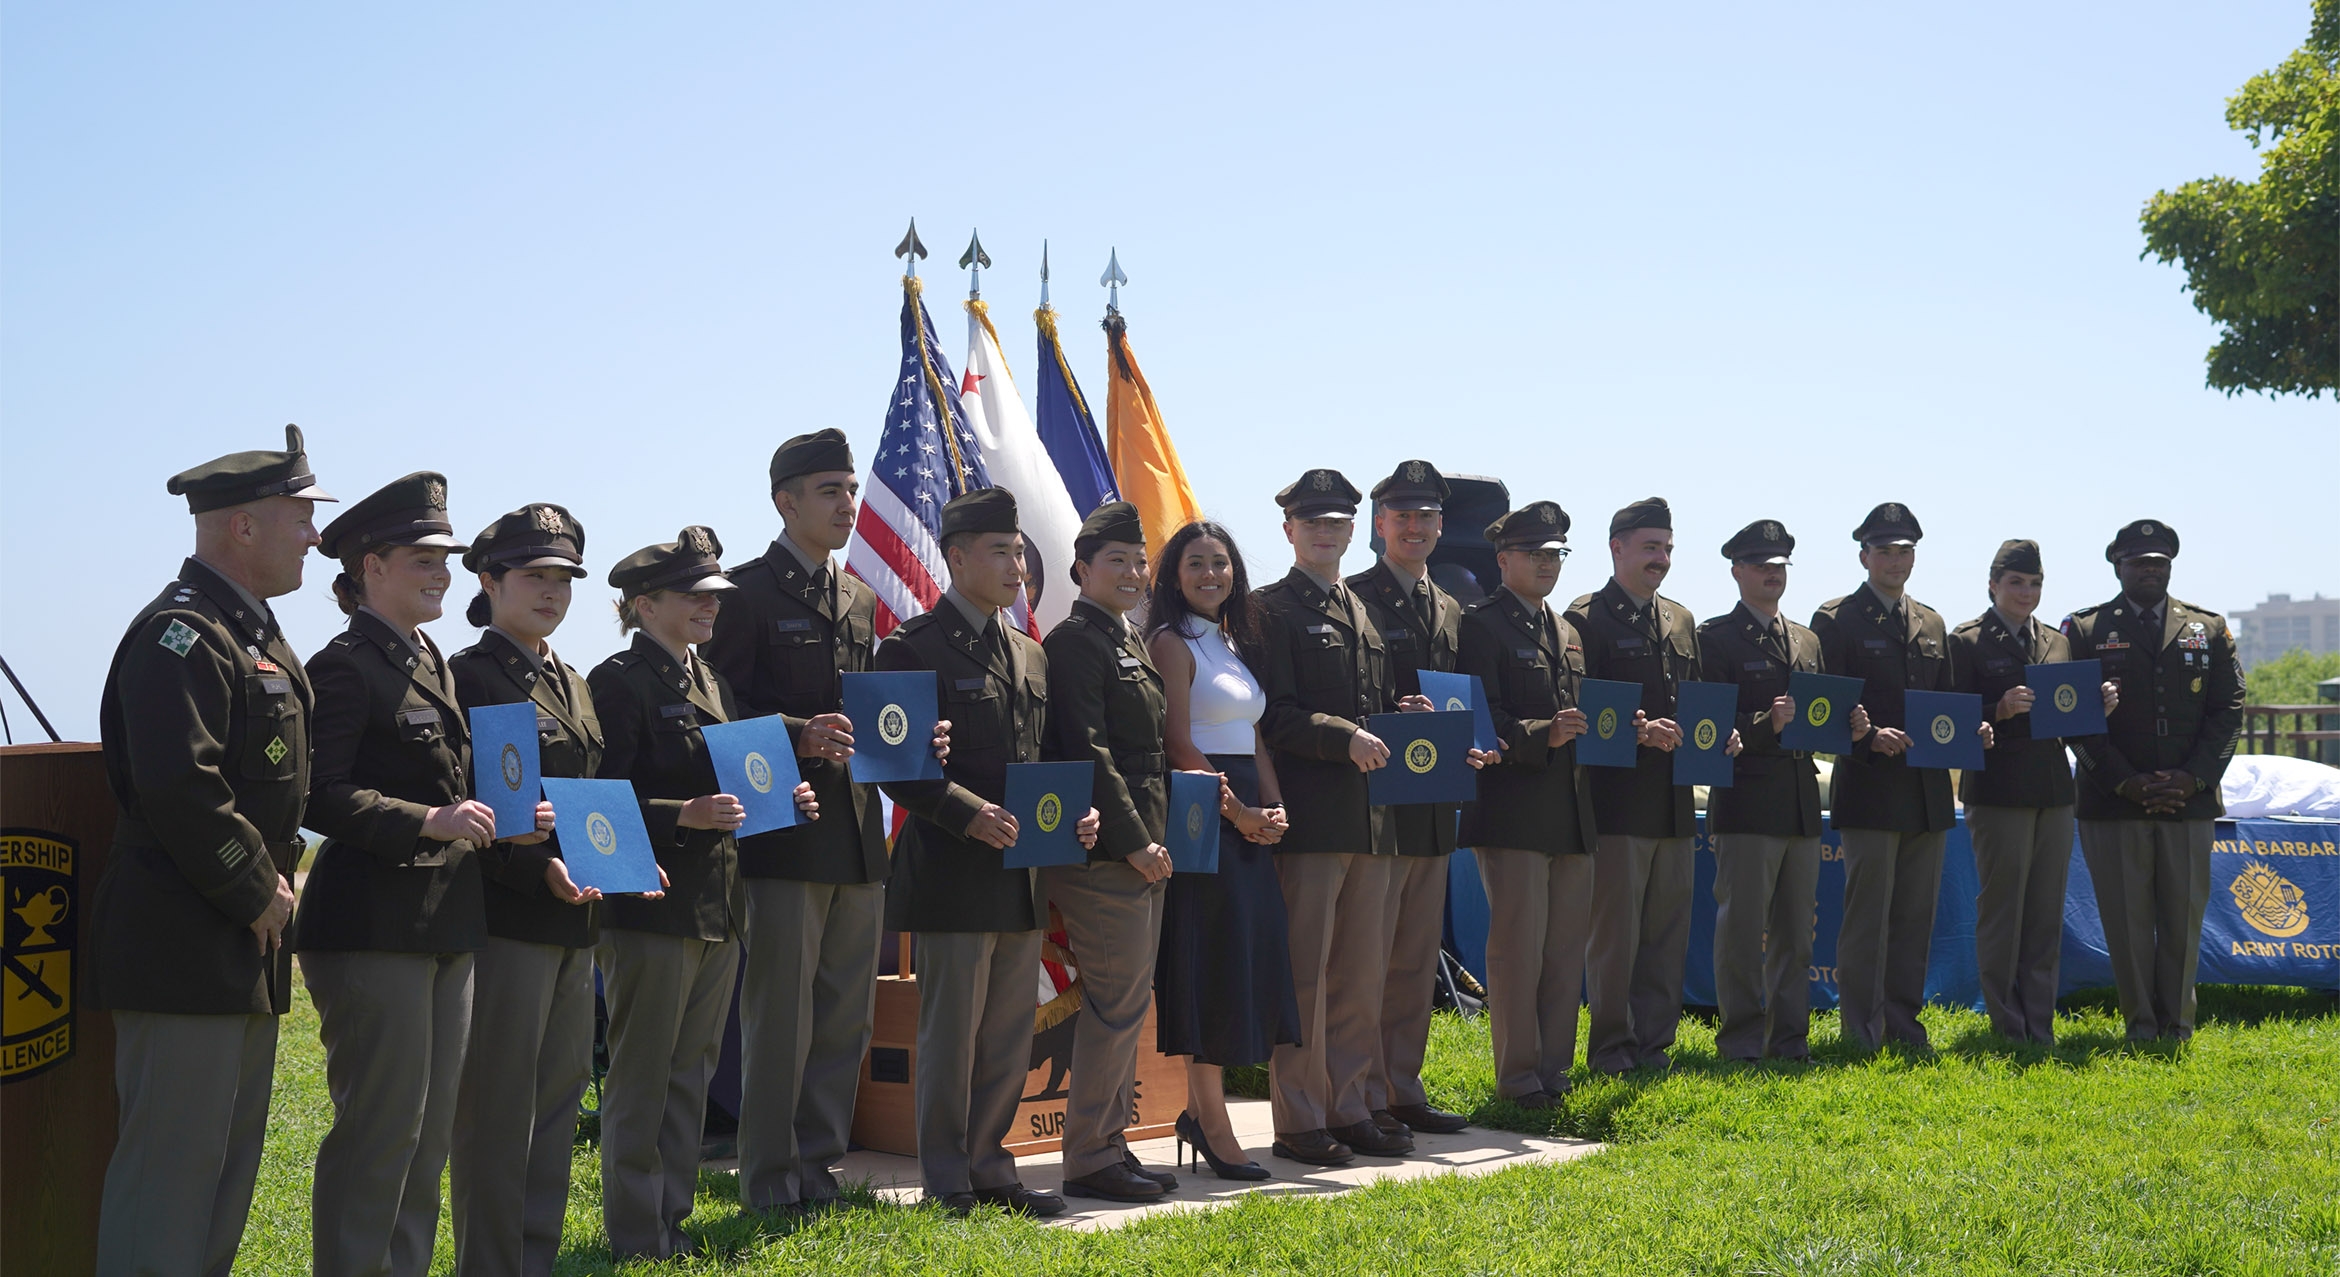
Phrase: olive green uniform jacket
[
  {"left": 449, "top": 629, "right": 603, "bottom": 949},
  {"left": 1810, "top": 584, "right": 1956, "bottom": 834},
  {"left": 1042, "top": 599, "right": 1167, "bottom": 862},
  {"left": 1347, "top": 560, "right": 1463, "bottom": 857},
  {"left": 1254, "top": 568, "right": 1397, "bottom": 857},
  {"left": 1698, "top": 603, "right": 1825, "bottom": 838},
  {"left": 2059, "top": 595, "right": 2244, "bottom": 822},
  {"left": 590, "top": 634, "right": 751, "bottom": 941},
  {"left": 1456, "top": 587, "right": 1597, "bottom": 856},
  {"left": 1948, "top": 611, "right": 2077, "bottom": 811},
  {"left": 1564, "top": 580, "right": 1700, "bottom": 839}
]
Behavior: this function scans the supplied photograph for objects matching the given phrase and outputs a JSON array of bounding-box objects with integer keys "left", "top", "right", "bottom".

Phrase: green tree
[
  {"left": 2140, "top": 0, "right": 2338, "bottom": 398},
  {"left": 2236, "top": 648, "right": 2340, "bottom": 756}
]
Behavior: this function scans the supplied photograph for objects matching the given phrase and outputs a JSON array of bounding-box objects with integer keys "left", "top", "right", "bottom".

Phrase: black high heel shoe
[{"left": 1175, "top": 1110, "right": 1271, "bottom": 1181}]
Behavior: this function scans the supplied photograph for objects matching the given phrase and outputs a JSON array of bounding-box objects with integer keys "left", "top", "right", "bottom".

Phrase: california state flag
[{"left": 961, "top": 298, "right": 1085, "bottom": 636}]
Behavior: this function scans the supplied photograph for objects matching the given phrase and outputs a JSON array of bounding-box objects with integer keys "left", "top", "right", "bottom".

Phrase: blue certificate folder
[
  {"left": 700, "top": 715, "right": 803, "bottom": 838},
  {"left": 1002, "top": 761, "right": 1093, "bottom": 869},
  {"left": 541, "top": 777, "right": 660, "bottom": 895},
  {"left": 468, "top": 702, "right": 541, "bottom": 842},
  {"left": 1672, "top": 681, "right": 1738, "bottom": 789},
  {"left": 1366, "top": 711, "right": 1477, "bottom": 805},
  {"left": 841, "top": 671, "right": 943, "bottom": 784},
  {"left": 2027, "top": 659, "right": 2107, "bottom": 738},
  {"left": 1419, "top": 669, "right": 1501, "bottom": 753},
  {"left": 1574, "top": 679, "right": 1644, "bottom": 769},
  {"left": 1905, "top": 690, "right": 1986, "bottom": 771},
  {"left": 1779, "top": 671, "right": 1866, "bottom": 755},
  {"left": 1164, "top": 771, "right": 1222, "bottom": 873}
]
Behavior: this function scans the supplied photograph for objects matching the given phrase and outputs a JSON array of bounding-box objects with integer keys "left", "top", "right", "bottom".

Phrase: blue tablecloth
[{"left": 1444, "top": 816, "right": 2340, "bottom": 1012}]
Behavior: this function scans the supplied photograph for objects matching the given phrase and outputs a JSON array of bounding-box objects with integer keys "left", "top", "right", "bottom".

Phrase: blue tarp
[{"left": 1445, "top": 816, "right": 2340, "bottom": 1012}]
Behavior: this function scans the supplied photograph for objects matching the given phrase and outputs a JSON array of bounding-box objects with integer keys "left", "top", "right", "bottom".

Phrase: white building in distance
[{"left": 2230, "top": 593, "right": 2340, "bottom": 670}]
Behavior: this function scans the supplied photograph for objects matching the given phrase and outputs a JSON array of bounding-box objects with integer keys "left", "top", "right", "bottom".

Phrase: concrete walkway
[{"left": 715, "top": 1098, "right": 1604, "bottom": 1233}]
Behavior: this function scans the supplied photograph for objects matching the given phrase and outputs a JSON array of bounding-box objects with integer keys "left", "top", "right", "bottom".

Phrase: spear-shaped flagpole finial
[
  {"left": 958, "top": 229, "right": 991, "bottom": 300},
  {"left": 1040, "top": 240, "right": 1051, "bottom": 307},
  {"left": 1100, "top": 248, "right": 1127, "bottom": 316},
  {"left": 894, "top": 218, "right": 928, "bottom": 278}
]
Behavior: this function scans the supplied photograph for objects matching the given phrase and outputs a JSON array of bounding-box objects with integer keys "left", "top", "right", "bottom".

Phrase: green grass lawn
[{"left": 241, "top": 985, "right": 2338, "bottom": 1275}]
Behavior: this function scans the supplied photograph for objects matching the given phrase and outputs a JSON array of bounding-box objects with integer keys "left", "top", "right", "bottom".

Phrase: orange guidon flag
[{"left": 1102, "top": 311, "right": 1204, "bottom": 561}]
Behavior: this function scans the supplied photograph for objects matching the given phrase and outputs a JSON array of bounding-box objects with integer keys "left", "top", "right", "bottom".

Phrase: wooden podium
[
  {"left": 851, "top": 934, "right": 1187, "bottom": 1160},
  {"left": 2, "top": 743, "right": 120, "bottom": 1277}
]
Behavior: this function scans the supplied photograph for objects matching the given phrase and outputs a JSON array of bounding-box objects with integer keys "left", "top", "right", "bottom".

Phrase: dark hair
[
  {"left": 330, "top": 543, "right": 395, "bottom": 617},
  {"left": 1145, "top": 520, "right": 1259, "bottom": 663},
  {"left": 465, "top": 565, "right": 511, "bottom": 628}
]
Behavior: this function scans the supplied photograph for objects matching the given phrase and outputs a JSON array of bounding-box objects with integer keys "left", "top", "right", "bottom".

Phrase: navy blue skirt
[{"left": 1153, "top": 754, "right": 1302, "bottom": 1066}]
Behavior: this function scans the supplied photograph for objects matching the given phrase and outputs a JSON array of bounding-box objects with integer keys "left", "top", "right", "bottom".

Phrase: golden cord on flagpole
[
  {"left": 1033, "top": 304, "right": 1097, "bottom": 422},
  {"left": 966, "top": 297, "right": 1023, "bottom": 394},
  {"left": 905, "top": 274, "right": 972, "bottom": 496}
]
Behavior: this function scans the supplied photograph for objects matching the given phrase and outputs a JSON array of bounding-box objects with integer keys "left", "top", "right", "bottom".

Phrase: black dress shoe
[
  {"left": 1270, "top": 1129, "right": 1356, "bottom": 1166},
  {"left": 1123, "top": 1148, "right": 1179, "bottom": 1189},
  {"left": 1507, "top": 1089, "right": 1559, "bottom": 1111},
  {"left": 1388, "top": 1102, "right": 1469, "bottom": 1134},
  {"left": 974, "top": 1182, "right": 1065, "bottom": 1217},
  {"left": 1330, "top": 1119, "right": 1415, "bottom": 1157},
  {"left": 1063, "top": 1163, "right": 1169, "bottom": 1203},
  {"left": 931, "top": 1190, "right": 980, "bottom": 1216},
  {"left": 1369, "top": 1109, "right": 1413, "bottom": 1138}
]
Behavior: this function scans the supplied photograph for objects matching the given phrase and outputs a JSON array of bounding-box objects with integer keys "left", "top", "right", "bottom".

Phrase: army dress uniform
[
  {"left": 589, "top": 528, "right": 751, "bottom": 1261},
  {"left": 2061, "top": 520, "right": 2244, "bottom": 1041},
  {"left": 445, "top": 505, "right": 602, "bottom": 1277},
  {"left": 1808, "top": 502, "right": 1956, "bottom": 1052},
  {"left": 295, "top": 472, "right": 486, "bottom": 1277},
  {"left": 1698, "top": 520, "right": 1826, "bottom": 1062},
  {"left": 92, "top": 428, "right": 331, "bottom": 1277},
  {"left": 1040, "top": 502, "right": 1176, "bottom": 1197},
  {"left": 1947, "top": 539, "right": 2083, "bottom": 1044},
  {"left": 1455, "top": 502, "right": 1600, "bottom": 1102},
  {"left": 1345, "top": 460, "right": 1471, "bottom": 1136},
  {"left": 698, "top": 430, "right": 888, "bottom": 1214},
  {"left": 1564, "top": 497, "right": 1702, "bottom": 1075},
  {"left": 875, "top": 488, "right": 1057, "bottom": 1207},
  {"left": 1253, "top": 468, "right": 1406, "bottom": 1162}
]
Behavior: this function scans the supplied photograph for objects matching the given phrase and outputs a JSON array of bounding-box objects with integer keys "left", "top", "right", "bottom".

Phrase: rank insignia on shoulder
[{"left": 159, "top": 619, "right": 200, "bottom": 657}]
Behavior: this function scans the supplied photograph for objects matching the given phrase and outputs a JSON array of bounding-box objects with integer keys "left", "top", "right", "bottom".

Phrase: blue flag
[
  {"left": 1672, "top": 681, "right": 1738, "bottom": 788},
  {"left": 1032, "top": 305, "right": 1118, "bottom": 516},
  {"left": 700, "top": 715, "right": 803, "bottom": 837},
  {"left": 543, "top": 777, "right": 661, "bottom": 895},
  {"left": 1002, "top": 761, "right": 1093, "bottom": 869},
  {"left": 1575, "top": 679, "right": 1644, "bottom": 768},
  {"left": 468, "top": 702, "right": 541, "bottom": 841},
  {"left": 1905, "top": 690, "right": 1986, "bottom": 770},
  {"left": 1164, "top": 771, "right": 1221, "bottom": 873}
]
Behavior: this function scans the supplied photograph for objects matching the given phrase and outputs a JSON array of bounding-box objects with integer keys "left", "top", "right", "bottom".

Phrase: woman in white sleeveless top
[{"left": 1146, "top": 521, "right": 1301, "bottom": 1180}]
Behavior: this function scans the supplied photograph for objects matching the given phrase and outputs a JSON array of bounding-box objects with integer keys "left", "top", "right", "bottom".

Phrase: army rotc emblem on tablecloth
[
  {"left": 3, "top": 829, "right": 77, "bottom": 1082},
  {"left": 2231, "top": 861, "right": 2309, "bottom": 939}
]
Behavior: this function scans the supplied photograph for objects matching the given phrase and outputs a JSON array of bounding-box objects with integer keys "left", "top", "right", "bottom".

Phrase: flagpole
[{"left": 894, "top": 218, "right": 972, "bottom": 493}]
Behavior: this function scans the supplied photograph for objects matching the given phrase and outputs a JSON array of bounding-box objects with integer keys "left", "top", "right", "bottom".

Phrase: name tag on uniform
[
  {"left": 1743, "top": 660, "right": 1772, "bottom": 671},
  {"left": 1612, "top": 636, "right": 1644, "bottom": 649},
  {"left": 953, "top": 677, "right": 989, "bottom": 692},
  {"left": 659, "top": 702, "right": 696, "bottom": 719},
  {"left": 1515, "top": 648, "right": 1539, "bottom": 660},
  {"left": 1306, "top": 624, "right": 1337, "bottom": 635},
  {"left": 260, "top": 677, "right": 291, "bottom": 694},
  {"left": 774, "top": 618, "right": 814, "bottom": 633},
  {"left": 537, "top": 711, "right": 559, "bottom": 732},
  {"left": 1863, "top": 638, "right": 1892, "bottom": 651},
  {"left": 398, "top": 707, "right": 442, "bottom": 726},
  {"left": 1118, "top": 656, "right": 1144, "bottom": 669}
]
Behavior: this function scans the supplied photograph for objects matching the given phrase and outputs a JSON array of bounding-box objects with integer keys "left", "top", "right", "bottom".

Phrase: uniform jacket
[
  {"left": 590, "top": 634, "right": 747, "bottom": 942},
  {"left": 295, "top": 610, "right": 486, "bottom": 954},
  {"left": 1810, "top": 583, "right": 1956, "bottom": 834},
  {"left": 92, "top": 559, "right": 311, "bottom": 1015},
  {"left": 1564, "top": 579, "right": 1699, "bottom": 839},
  {"left": 1455, "top": 587, "right": 1597, "bottom": 855},
  {"left": 1348, "top": 559, "right": 1464, "bottom": 857},
  {"left": 876, "top": 602, "right": 1049, "bottom": 933},
  {"left": 449, "top": 629, "right": 603, "bottom": 949},
  {"left": 2060, "top": 594, "right": 2245, "bottom": 822},
  {"left": 700, "top": 538, "right": 886, "bottom": 884},
  {"left": 1697, "top": 603, "right": 1825, "bottom": 838},
  {"left": 1949, "top": 610, "right": 2077, "bottom": 811},
  {"left": 1043, "top": 598, "right": 1167, "bottom": 863},
  {"left": 1254, "top": 567, "right": 1397, "bottom": 857}
]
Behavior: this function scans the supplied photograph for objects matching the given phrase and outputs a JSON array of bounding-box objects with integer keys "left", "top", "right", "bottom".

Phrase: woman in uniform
[
  {"left": 588, "top": 526, "right": 813, "bottom": 1261},
  {"left": 1146, "top": 520, "right": 1296, "bottom": 1181},
  {"left": 446, "top": 503, "right": 641, "bottom": 1277},
  {"left": 1950, "top": 539, "right": 2117, "bottom": 1045},
  {"left": 299, "top": 472, "right": 546, "bottom": 1277}
]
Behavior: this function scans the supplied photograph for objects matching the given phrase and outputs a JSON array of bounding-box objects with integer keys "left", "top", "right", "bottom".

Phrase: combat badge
[{"left": 3, "top": 829, "right": 77, "bottom": 1082}]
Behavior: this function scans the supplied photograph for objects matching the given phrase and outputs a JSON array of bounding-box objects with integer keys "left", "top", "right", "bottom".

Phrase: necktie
[
  {"left": 1412, "top": 579, "right": 1434, "bottom": 634},
  {"left": 1769, "top": 618, "right": 1789, "bottom": 662},
  {"left": 984, "top": 616, "right": 1008, "bottom": 668},
  {"left": 541, "top": 655, "right": 569, "bottom": 708},
  {"left": 811, "top": 562, "right": 834, "bottom": 612}
]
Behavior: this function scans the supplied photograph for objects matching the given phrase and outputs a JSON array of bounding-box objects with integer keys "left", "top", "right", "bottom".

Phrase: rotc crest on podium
[{"left": 2, "top": 829, "right": 77, "bottom": 1082}]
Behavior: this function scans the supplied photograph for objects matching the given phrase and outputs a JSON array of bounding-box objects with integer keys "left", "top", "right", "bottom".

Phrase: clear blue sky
[{"left": 3, "top": 2, "right": 2328, "bottom": 740}]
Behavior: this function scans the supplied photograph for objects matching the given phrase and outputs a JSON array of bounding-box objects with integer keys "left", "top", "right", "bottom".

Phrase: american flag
[{"left": 847, "top": 278, "right": 992, "bottom": 636}]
